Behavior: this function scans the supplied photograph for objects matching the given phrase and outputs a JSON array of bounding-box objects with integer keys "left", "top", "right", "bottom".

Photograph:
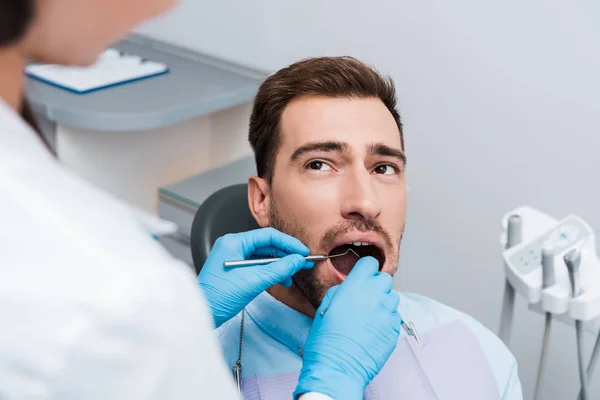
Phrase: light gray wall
[{"left": 138, "top": 1, "right": 600, "bottom": 398}]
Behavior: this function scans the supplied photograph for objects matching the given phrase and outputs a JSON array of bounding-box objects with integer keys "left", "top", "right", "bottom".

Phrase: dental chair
[{"left": 190, "top": 183, "right": 260, "bottom": 275}]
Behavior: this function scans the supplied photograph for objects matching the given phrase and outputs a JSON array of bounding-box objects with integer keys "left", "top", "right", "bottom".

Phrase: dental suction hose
[
  {"left": 582, "top": 329, "right": 600, "bottom": 400},
  {"left": 565, "top": 249, "right": 589, "bottom": 400},
  {"left": 533, "top": 244, "right": 555, "bottom": 400},
  {"left": 499, "top": 215, "right": 522, "bottom": 346}
]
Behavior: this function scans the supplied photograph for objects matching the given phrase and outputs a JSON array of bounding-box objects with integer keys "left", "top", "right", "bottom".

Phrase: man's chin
[{"left": 292, "top": 271, "right": 328, "bottom": 310}]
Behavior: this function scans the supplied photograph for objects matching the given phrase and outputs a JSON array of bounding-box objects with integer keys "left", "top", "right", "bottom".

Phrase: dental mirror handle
[{"left": 224, "top": 255, "right": 328, "bottom": 268}]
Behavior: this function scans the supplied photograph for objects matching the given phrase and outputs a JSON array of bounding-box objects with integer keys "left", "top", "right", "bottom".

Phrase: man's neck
[
  {"left": 0, "top": 47, "right": 25, "bottom": 111},
  {"left": 267, "top": 284, "right": 317, "bottom": 319}
]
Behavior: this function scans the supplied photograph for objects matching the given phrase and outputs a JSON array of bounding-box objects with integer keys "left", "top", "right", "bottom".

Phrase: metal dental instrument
[
  {"left": 319, "top": 310, "right": 423, "bottom": 349},
  {"left": 403, "top": 320, "right": 424, "bottom": 349},
  {"left": 223, "top": 248, "right": 360, "bottom": 268},
  {"left": 320, "top": 305, "right": 424, "bottom": 349}
]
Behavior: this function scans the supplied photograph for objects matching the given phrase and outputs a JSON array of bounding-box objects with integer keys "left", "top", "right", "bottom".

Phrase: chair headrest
[{"left": 190, "top": 183, "right": 260, "bottom": 275}]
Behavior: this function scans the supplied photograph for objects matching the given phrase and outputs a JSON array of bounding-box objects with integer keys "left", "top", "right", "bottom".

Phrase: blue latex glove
[
  {"left": 198, "top": 228, "right": 313, "bottom": 328},
  {"left": 294, "top": 256, "right": 401, "bottom": 400}
]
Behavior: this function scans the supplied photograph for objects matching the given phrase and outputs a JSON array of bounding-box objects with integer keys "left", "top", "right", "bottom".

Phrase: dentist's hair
[
  {"left": 0, "top": 0, "right": 34, "bottom": 45},
  {"left": 249, "top": 56, "right": 403, "bottom": 183},
  {"left": 0, "top": 0, "right": 53, "bottom": 153}
]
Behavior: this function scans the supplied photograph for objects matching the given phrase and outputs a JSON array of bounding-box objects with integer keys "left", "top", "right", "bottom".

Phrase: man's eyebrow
[
  {"left": 368, "top": 143, "right": 407, "bottom": 165},
  {"left": 290, "top": 141, "right": 349, "bottom": 162}
]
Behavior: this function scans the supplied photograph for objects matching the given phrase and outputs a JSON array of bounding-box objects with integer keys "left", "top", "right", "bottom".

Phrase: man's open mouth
[{"left": 328, "top": 242, "right": 385, "bottom": 276}]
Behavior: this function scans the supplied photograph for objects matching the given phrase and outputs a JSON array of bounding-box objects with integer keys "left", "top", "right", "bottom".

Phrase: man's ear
[{"left": 248, "top": 176, "right": 271, "bottom": 227}]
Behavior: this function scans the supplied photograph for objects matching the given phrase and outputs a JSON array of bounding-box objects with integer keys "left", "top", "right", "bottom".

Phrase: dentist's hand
[
  {"left": 198, "top": 228, "right": 313, "bottom": 328},
  {"left": 295, "top": 257, "right": 401, "bottom": 400}
]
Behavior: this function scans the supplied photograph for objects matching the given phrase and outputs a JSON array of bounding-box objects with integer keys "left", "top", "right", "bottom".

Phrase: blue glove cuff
[{"left": 294, "top": 367, "right": 365, "bottom": 400}]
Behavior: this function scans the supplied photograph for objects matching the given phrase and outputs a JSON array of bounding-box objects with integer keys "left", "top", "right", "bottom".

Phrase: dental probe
[{"left": 223, "top": 248, "right": 360, "bottom": 268}]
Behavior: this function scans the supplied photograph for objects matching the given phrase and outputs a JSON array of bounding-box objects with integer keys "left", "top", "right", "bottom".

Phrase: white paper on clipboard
[{"left": 25, "top": 48, "right": 169, "bottom": 94}]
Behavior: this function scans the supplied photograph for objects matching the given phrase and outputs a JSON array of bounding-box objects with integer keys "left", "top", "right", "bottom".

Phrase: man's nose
[{"left": 340, "top": 167, "right": 382, "bottom": 221}]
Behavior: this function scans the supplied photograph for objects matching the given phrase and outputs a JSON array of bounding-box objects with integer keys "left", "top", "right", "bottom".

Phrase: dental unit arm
[
  {"left": 498, "top": 215, "right": 522, "bottom": 346},
  {"left": 533, "top": 244, "right": 555, "bottom": 400},
  {"left": 499, "top": 206, "right": 600, "bottom": 399},
  {"left": 564, "top": 249, "right": 589, "bottom": 400}
]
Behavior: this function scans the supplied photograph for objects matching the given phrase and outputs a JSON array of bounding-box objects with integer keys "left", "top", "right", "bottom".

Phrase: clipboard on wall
[{"left": 25, "top": 48, "right": 169, "bottom": 95}]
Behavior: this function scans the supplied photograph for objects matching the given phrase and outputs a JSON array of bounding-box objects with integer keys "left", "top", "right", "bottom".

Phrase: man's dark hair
[
  {"left": 0, "top": 0, "right": 35, "bottom": 46},
  {"left": 248, "top": 56, "right": 403, "bottom": 183}
]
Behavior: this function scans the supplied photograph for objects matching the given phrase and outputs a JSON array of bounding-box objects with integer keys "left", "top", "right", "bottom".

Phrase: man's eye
[
  {"left": 373, "top": 164, "right": 398, "bottom": 175},
  {"left": 307, "top": 161, "right": 332, "bottom": 171}
]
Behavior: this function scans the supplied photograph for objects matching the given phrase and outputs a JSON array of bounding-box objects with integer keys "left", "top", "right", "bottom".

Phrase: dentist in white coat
[{"left": 0, "top": 0, "right": 402, "bottom": 399}]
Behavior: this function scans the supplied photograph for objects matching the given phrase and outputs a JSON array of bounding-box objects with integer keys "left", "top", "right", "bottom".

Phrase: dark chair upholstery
[{"left": 190, "top": 183, "right": 260, "bottom": 275}]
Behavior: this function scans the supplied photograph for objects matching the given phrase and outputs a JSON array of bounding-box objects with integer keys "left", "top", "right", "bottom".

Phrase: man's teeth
[{"left": 349, "top": 242, "right": 371, "bottom": 246}]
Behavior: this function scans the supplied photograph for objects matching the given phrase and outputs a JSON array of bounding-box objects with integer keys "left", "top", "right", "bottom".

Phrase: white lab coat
[
  {"left": 0, "top": 98, "right": 241, "bottom": 399},
  {"left": 0, "top": 98, "right": 332, "bottom": 400}
]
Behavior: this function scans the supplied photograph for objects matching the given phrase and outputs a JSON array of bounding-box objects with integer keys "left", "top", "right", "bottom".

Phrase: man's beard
[{"left": 268, "top": 200, "right": 403, "bottom": 310}]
